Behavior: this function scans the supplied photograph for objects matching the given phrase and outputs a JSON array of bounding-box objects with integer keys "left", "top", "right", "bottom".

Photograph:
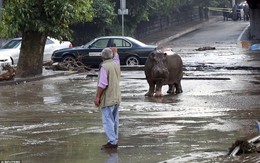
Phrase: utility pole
[{"left": 118, "top": 0, "right": 128, "bottom": 36}]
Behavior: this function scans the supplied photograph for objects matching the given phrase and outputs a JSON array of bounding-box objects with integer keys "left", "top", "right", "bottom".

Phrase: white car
[
  {"left": 0, "top": 37, "right": 72, "bottom": 66},
  {"left": 0, "top": 54, "right": 13, "bottom": 68}
]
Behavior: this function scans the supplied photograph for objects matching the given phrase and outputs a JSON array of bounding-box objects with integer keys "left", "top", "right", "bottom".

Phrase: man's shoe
[{"left": 101, "top": 143, "right": 118, "bottom": 150}]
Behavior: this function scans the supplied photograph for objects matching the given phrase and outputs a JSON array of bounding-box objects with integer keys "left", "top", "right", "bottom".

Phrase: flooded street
[
  {"left": 0, "top": 20, "right": 260, "bottom": 163},
  {"left": 1, "top": 67, "right": 260, "bottom": 163}
]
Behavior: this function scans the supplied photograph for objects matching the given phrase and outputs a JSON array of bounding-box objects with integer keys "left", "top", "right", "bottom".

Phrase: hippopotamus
[{"left": 144, "top": 49, "right": 183, "bottom": 97}]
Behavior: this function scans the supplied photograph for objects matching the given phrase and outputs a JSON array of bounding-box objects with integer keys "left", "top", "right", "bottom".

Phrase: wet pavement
[
  {"left": 0, "top": 17, "right": 260, "bottom": 163},
  {"left": 1, "top": 67, "right": 260, "bottom": 163}
]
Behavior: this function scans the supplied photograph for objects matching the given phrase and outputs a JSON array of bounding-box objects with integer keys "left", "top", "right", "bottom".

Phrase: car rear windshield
[
  {"left": 1, "top": 40, "right": 21, "bottom": 49},
  {"left": 127, "top": 37, "right": 147, "bottom": 47}
]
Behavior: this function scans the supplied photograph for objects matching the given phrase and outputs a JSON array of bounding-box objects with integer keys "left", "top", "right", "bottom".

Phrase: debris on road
[
  {"left": 228, "top": 135, "right": 260, "bottom": 156},
  {"left": 0, "top": 64, "right": 16, "bottom": 81},
  {"left": 45, "top": 60, "right": 92, "bottom": 72},
  {"left": 195, "top": 46, "right": 216, "bottom": 51}
]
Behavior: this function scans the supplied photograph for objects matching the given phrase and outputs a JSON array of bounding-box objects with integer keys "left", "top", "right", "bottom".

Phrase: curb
[
  {"left": 237, "top": 24, "right": 251, "bottom": 48},
  {"left": 237, "top": 24, "right": 250, "bottom": 42}
]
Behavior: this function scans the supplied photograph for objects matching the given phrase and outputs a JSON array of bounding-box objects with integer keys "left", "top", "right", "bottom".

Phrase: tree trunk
[{"left": 16, "top": 31, "right": 47, "bottom": 78}]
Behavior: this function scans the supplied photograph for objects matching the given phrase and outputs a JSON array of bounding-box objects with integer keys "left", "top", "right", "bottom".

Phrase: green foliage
[
  {"left": 192, "top": 0, "right": 231, "bottom": 7},
  {"left": 117, "top": 0, "right": 194, "bottom": 36},
  {"left": 123, "top": 0, "right": 194, "bottom": 23},
  {"left": 70, "top": 0, "right": 116, "bottom": 45},
  {"left": 92, "top": 0, "right": 116, "bottom": 25},
  {"left": 124, "top": 0, "right": 150, "bottom": 22},
  {"left": 147, "top": 0, "right": 189, "bottom": 17},
  {"left": 0, "top": 0, "right": 94, "bottom": 40}
]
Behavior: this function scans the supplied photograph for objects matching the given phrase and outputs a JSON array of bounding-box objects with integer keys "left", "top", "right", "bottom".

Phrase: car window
[
  {"left": 1, "top": 40, "right": 21, "bottom": 49},
  {"left": 113, "top": 39, "right": 131, "bottom": 47},
  {"left": 91, "top": 39, "right": 109, "bottom": 48},
  {"left": 46, "top": 39, "right": 54, "bottom": 45},
  {"left": 127, "top": 37, "right": 147, "bottom": 46}
]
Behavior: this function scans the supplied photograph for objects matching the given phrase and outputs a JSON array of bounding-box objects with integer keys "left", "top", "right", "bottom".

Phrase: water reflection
[
  {"left": 43, "top": 96, "right": 62, "bottom": 104},
  {"left": 103, "top": 149, "right": 119, "bottom": 163},
  {"left": 145, "top": 95, "right": 181, "bottom": 104},
  {"left": 0, "top": 77, "right": 95, "bottom": 107},
  {"left": 42, "top": 83, "right": 62, "bottom": 104},
  {"left": 0, "top": 81, "right": 65, "bottom": 106},
  {"left": 0, "top": 82, "right": 44, "bottom": 106}
]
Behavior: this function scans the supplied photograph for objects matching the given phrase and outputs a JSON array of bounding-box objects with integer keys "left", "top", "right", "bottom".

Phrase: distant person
[
  {"left": 94, "top": 47, "right": 121, "bottom": 150},
  {"left": 232, "top": 4, "right": 238, "bottom": 20},
  {"left": 223, "top": 5, "right": 230, "bottom": 21},
  {"left": 236, "top": 3, "right": 243, "bottom": 20},
  {"left": 203, "top": 6, "right": 209, "bottom": 20},
  {"left": 243, "top": 3, "right": 250, "bottom": 21},
  {"left": 199, "top": 5, "right": 203, "bottom": 21}
]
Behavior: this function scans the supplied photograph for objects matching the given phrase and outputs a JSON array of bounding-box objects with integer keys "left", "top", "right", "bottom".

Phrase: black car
[{"left": 51, "top": 36, "right": 157, "bottom": 67}]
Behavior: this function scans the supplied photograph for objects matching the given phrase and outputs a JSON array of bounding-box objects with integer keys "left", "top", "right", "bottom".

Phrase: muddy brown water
[{"left": 0, "top": 64, "right": 260, "bottom": 163}]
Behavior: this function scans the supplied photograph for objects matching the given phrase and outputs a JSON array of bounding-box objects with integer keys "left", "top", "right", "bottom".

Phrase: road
[{"left": 0, "top": 19, "right": 260, "bottom": 163}]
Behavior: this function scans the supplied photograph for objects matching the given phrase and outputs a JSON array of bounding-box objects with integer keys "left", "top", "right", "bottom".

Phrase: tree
[
  {"left": 192, "top": 0, "right": 231, "bottom": 7},
  {"left": 109, "top": 0, "right": 195, "bottom": 35},
  {"left": 70, "top": 0, "right": 116, "bottom": 46},
  {"left": 0, "top": 0, "right": 93, "bottom": 78}
]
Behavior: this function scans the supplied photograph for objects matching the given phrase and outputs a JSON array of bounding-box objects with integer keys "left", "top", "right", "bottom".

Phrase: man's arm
[
  {"left": 94, "top": 87, "right": 105, "bottom": 107},
  {"left": 111, "top": 47, "right": 119, "bottom": 58},
  {"left": 111, "top": 47, "right": 120, "bottom": 64},
  {"left": 95, "top": 67, "right": 108, "bottom": 107}
]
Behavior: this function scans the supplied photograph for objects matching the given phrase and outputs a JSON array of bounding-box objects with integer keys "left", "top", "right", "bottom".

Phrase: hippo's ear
[{"left": 149, "top": 52, "right": 155, "bottom": 60}]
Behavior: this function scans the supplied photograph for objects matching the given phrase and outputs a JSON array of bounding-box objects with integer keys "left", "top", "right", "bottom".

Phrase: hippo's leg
[
  {"left": 167, "top": 84, "right": 175, "bottom": 94},
  {"left": 174, "top": 81, "right": 183, "bottom": 94},
  {"left": 154, "top": 81, "right": 163, "bottom": 97},
  {"left": 145, "top": 80, "right": 155, "bottom": 96}
]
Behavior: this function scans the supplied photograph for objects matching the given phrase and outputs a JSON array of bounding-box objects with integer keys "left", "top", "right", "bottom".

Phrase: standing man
[
  {"left": 243, "top": 2, "right": 250, "bottom": 21},
  {"left": 94, "top": 47, "right": 121, "bottom": 150},
  {"left": 199, "top": 5, "right": 203, "bottom": 21},
  {"left": 203, "top": 6, "right": 209, "bottom": 20}
]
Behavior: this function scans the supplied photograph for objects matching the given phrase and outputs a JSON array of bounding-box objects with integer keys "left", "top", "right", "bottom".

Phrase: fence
[{"left": 134, "top": 7, "right": 201, "bottom": 39}]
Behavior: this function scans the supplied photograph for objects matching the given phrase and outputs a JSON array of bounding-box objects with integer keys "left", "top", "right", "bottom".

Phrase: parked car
[
  {"left": 51, "top": 36, "right": 157, "bottom": 68},
  {"left": 0, "top": 55, "right": 12, "bottom": 67},
  {"left": 0, "top": 37, "right": 72, "bottom": 66}
]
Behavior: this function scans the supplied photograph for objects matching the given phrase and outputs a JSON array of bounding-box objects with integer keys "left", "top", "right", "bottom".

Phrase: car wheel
[
  {"left": 125, "top": 56, "right": 140, "bottom": 66},
  {"left": 62, "top": 55, "right": 77, "bottom": 67}
]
